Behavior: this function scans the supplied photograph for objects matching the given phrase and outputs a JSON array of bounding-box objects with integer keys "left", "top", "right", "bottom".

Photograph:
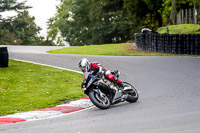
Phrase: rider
[{"left": 78, "top": 58, "right": 125, "bottom": 89}]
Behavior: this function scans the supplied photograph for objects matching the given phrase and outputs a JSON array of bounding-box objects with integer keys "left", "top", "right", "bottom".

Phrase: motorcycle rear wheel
[
  {"left": 89, "top": 90, "right": 110, "bottom": 109},
  {"left": 123, "top": 82, "right": 139, "bottom": 103}
]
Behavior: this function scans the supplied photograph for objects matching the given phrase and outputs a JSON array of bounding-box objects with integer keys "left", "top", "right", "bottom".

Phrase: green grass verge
[
  {"left": 47, "top": 43, "right": 199, "bottom": 57},
  {"left": 48, "top": 43, "right": 131, "bottom": 56},
  {"left": 157, "top": 24, "right": 200, "bottom": 34},
  {"left": 0, "top": 59, "right": 85, "bottom": 116}
]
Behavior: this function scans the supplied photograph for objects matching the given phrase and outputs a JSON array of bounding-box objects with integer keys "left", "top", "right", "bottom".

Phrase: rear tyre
[
  {"left": 89, "top": 90, "right": 110, "bottom": 109},
  {"left": 123, "top": 82, "right": 139, "bottom": 103}
]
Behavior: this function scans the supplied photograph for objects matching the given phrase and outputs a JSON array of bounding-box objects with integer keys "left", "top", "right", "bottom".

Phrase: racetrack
[{"left": 1, "top": 46, "right": 200, "bottom": 133}]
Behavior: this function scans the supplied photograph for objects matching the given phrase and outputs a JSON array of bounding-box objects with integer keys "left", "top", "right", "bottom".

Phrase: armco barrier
[{"left": 135, "top": 33, "right": 200, "bottom": 55}]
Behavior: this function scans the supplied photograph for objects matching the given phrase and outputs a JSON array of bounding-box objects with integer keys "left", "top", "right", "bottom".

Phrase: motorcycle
[{"left": 81, "top": 70, "right": 139, "bottom": 109}]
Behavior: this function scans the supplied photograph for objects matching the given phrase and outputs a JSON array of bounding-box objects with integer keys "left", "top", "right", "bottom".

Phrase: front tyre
[
  {"left": 89, "top": 90, "right": 110, "bottom": 109},
  {"left": 123, "top": 82, "right": 139, "bottom": 103}
]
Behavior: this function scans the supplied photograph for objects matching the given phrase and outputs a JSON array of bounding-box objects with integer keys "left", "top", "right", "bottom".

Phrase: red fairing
[
  {"left": 92, "top": 62, "right": 102, "bottom": 68},
  {"left": 106, "top": 74, "right": 121, "bottom": 84},
  {"left": 89, "top": 62, "right": 107, "bottom": 73}
]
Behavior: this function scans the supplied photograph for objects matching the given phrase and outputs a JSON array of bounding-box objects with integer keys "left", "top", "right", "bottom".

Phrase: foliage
[
  {"left": 89, "top": 0, "right": 132, "bottom": 44},
  {"left": 159, "top": 0, "right": 198, "bottom": 25},
  {"left": 0, "top": 0, "right": 30, "bottom": 22},
  {"left": 157, "top": 24, "right": 200, "bottom": 34},
  {"left": 0, "top": 11, "right": 48, "bottom": 45},
  {"left": 0, "top": 0, "right": 29, "bottom": 13},
  {"left": 58, "top": 0, "right": 91, "bottom": 46},
  {"left": 0, "top": 29, "right": 22, "bottom": 45},
  {"left": 47, "top": 0, "right": 200, "bottom": 46},
  {"left": 48, "top": 0, "right": 133, "bottom": 46},
  {"left": 11, "top": 11, "right": 41, "bottom": 45},
  {"left": 124, "top": 0, "right": 163, "bottom": 30},
  {"left": 0, "top": 0, "right": 54, "bottom": 46}
]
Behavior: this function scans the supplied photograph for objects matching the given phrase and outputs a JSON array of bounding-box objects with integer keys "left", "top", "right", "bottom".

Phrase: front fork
[{"left": 93, "top": 88, "right": 104, "bottom": 99}]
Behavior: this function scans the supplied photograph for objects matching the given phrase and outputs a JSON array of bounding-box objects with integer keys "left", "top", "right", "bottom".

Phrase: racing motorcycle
[{"left": 81, "top": 70, "right": 139, "bottom": 109}]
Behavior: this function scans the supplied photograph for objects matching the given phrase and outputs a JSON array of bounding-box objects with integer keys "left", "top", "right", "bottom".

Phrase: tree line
[
  {"left": 0, "top": 0, "right": 54, "bottom": 46},
  {"left": 0, "top": 0, "right": 199, "bottom": 46},
  {"left": 47, "top": 0, "right": 200, "bottom": 46}
]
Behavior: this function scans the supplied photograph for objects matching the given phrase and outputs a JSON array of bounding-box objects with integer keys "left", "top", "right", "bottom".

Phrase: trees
[
  {"left": 47, "top": 0, "right": 90, "bottom": 46},
  {"left": 0, "top": 10, "right": 43, "bottom": 45},
  {"left": 198, "top": 0, "right": 200, "bottom": 23},
  {"left": 0, "top": 0, "right": 53, "bottom": 45},
  {"left": 0, "top": 29, "right": 22, "bottom": 45},
  {"left": 0, "top": 0, "right": 30, "bottom": 22},
  {"left": 48, "top": 0, "right": 200, "bottom": 46},
  {"left": 89, "top": 0, "right": 132, "bottom": 44},
  {"left": 168, "top": 0, "right": 198, "bottom": 25},
  {"left": 0, "top": 0, "right": 29, "bottom": 45},
  {"left": 0, "top": 0, "right": 29, "bottom": 12},
  {"left": 48, "top": 0, "right": 133, "bottom": 46},
  {"left": 11, "top": 11, "right": 41, "bottom": 45},
  {"left": 170, "top": 0, "right": 177, "bottom": 25}
]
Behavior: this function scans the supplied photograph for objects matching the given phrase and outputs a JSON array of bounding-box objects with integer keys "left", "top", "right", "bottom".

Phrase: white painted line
[
  {"left": 11, "top": 58, "right": 83, "bottom": 74},
  {"left": 3, "top": 111, "right": 62, "bottom": 121},
  {"left": 57, "top": 99, "right": 93, "bottom": 108},
  {"left": 34, "top": 106, "right": 95, "bottom": 121}
]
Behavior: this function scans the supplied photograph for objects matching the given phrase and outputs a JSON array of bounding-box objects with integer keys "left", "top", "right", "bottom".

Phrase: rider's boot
[
  {"left": 119, "top": 82, "right": 125, "bottom": 89},
  {"left": 113, "top": 76, "right": 124, "bottom": 90}
]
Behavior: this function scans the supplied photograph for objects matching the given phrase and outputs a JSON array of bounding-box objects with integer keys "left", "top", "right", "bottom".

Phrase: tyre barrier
[
  {"left": 135, "top": 33, "right": 200, "bottom": 55},
  {"left": 0, "top": 47, "right": 9, "bottom": 67}
]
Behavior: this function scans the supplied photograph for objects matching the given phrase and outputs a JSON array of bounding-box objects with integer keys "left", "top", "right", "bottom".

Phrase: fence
[
  {"left": 135, "top": 33, "right": 200, "bottom": 55},
  {"left": 176, "top": 8, "right": 199, "bottom": 24}
]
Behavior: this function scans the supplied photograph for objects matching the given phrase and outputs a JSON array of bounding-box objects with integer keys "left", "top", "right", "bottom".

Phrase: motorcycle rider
[{"left": 78, "top": 58, "right": 125, "bottom": 89}]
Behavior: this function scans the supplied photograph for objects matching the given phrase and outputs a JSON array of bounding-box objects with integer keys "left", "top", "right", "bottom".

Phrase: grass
[
  {"left": 48, "top": 43, "right": 131, "bottom": 56},
  {"left": 157, "top": 24, "right": 200, "bottom": 34},
  {"left": 47, "top": 43, "right": 168, "bottom": 56},
  {"left": 47, "top": 43, "right": 198, "bottom": 57},
  {"left": 0, "top": 59, "right": 85, "bottom": 116}
]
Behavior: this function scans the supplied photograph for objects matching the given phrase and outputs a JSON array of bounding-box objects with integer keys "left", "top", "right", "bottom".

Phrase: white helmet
[{"left": 78, "top": 58, "right": 90, "bottom": 73}]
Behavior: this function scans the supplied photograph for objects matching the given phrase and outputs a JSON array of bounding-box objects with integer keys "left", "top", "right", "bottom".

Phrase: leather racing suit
[{"left": 89, "top": 62, "right": 122, "bottom": 84}]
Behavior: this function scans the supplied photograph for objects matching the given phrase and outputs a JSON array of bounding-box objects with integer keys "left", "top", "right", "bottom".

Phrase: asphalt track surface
[{"left": 1, "top": 46, "right": 200, "bottom": 133}]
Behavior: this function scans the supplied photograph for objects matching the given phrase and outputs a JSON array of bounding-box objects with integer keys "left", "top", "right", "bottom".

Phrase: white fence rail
[{"left": 176, "top": 8, "right": 199, "bottom": 24}]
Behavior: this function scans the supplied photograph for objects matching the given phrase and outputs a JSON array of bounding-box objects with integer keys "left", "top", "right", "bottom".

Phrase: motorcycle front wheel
[
  {"left": 123, "top": 82, "right": 139, "bottom": 103},
  {"left": 89, "top": 89, "right": 110, "bottom": 109}
]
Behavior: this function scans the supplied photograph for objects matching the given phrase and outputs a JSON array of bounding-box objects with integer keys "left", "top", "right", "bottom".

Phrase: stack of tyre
[{"left": 0, "top": 47, "right": 9, "bottom": 67}]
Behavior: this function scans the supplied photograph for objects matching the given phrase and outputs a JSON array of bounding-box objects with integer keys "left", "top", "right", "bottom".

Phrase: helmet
[{"left": 78, "top": 58, "right": 90, "bottom": 73}]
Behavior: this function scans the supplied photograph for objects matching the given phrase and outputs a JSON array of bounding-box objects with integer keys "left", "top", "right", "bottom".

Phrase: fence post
[
  {"left": 182, "top": 10, "right": 184, "bottom": 24},
  {"left": 189, "top": 8, "right": 192, "bottom": 23}
]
